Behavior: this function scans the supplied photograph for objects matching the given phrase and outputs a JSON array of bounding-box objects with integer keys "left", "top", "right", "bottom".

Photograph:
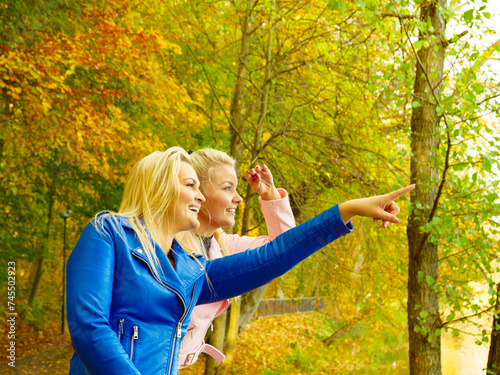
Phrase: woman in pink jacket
[{"left": 177, "top": 148, "right": 296, "bottom": 368}]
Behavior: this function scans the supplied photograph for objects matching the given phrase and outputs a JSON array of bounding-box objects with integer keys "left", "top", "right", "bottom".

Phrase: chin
[
  {"left": 182, "top": 220, "right": 200, "bottom": 232},
  {"left": 224, "top": 218, "right": 236, "bottom": 228}
]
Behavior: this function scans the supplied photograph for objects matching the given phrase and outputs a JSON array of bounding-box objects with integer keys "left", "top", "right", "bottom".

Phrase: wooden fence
[{"left": 256, "top": 297, "right": 326, "bottom": 317}]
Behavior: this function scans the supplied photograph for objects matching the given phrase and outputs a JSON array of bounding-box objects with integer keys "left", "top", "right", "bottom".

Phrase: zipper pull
[
  {"left": 211, "top": 323, "right": 214, "bottom": 332},
  {"left": 133, "top": 326, "right": 139, "bottom": 339},
  {"left": 118, "top": 319, "right": 124, "bottom": 335},
  {"left": 177, "top": 324, "right": 182, "bottom": 338}
]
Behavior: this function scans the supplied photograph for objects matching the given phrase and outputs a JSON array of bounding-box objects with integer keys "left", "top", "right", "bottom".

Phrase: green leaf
[
  {"left": 418, "top": 271, "right": 424, "bottom": 283},
  {"left": 486, "top": 193, "right": 498, "bottom": 203},
  {"left": 463, "top": 9, "right": 474, "bottom": 23},
  {"left": 420, "top": 310, "right": 429, "bottom": 319},
  {"left": 412, "top": 101, "right": 421, "bottom": 108},
  {"left": 426, "top": 275, "right": 435, "bottom": 285},
  {"left": 471, "top": 83, "right": 484, "bottom": 94},
  {"left": 435, "top": 329, "right": 441, "bottom": 337},
  {"left": 327, "top": 0, "right": 348, "bottom": 11},
  {"left": 483, "top": 156, "right": 492, "bottom": 172},
  {"left": 446, "top": 312, "right": 455, "bottom": 322},
  {"left": 414, "top": 40, "right": 425, "bottom": 51}
]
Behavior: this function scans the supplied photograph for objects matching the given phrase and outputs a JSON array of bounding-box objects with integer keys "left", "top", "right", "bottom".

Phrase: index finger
[{"left": 386, "top": 184, "right": 415, "bottom": 201}]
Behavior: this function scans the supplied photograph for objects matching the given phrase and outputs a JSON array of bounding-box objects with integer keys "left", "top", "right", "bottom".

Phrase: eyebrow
[{"left": 219, "top": 180, "right": 234, "bottom": 186}]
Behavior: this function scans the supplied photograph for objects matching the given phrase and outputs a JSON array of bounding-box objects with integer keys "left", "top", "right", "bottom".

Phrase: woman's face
[
  {"left": 197, "top": 164, "right": 243, "bottom": 235},
  {"left": 172, "top": 162, "right": 205, "bottom": 234}
]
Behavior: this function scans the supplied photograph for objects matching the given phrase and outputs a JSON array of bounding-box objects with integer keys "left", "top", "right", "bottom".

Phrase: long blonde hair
[
  {"left": 180, "top": 148, "right": 237, "bottom": 257},
  {"left": 96, "top": 147, "right": 199, "bottom": 278}
]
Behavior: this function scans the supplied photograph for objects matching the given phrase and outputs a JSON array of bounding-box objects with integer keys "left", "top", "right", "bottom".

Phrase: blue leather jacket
[{"left": 67, "top": 204, "right": 352, "bottom": 375}]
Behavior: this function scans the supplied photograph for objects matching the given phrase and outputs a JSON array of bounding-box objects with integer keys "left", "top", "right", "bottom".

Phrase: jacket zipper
[
  {"left": 132, "top": 252, "right": 199, "bottom": 374},
  {"left": 168, "top": 281, "right": 197, "bottom": 374},
  {"left": 130, "top": 326, "right": 139, "bottom": 361},
  {"left": 118, "top": 318, "right": 124, "bottom": 342}
]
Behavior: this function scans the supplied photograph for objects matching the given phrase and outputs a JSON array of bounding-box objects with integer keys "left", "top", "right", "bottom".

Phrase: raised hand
[
  {"left": 245, "top": 164, "right": 281, "bottom": 200},
  {"left": 339, "top": 185, "right": 415, "bottom": 228}
]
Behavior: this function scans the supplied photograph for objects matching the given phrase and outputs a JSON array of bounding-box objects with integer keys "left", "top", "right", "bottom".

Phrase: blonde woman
[
  {"left": 66, "top": 147, "right": 413, "bottom": 375},
  {"left": 177, "top": 148, "right": 296, "bottom": 368}
]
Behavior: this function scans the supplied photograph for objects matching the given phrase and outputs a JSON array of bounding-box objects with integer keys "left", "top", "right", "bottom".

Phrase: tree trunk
[
  {"left": 204, "top": 5, "right": 256, "bottom": 373},
  {"left": 219, "top": 2, "right": 276, "bottom": 372},
  {"left": 407, "top": 1, "right": 447, "bottom": 374},
  {"left": 205, "top": 3, "right": 256, "bottom": 375},
  {"left": 215, "top": 297, "right": 241, "bottom": 375},
  {"left": 229, "top": 0, "right": 255, "bottom": 172},
  {"left": 204, "top": 311, "right": 227, "bottom": 375},
  {"left": 28, "top": 258, "right": 44, "bottom": 307},
  {"left": 487, "top": 283, "right": 500, "bottom": 374},
  {"left": 238, "top": 285, "right": 269, "bottom": 333},
  {"left": 28, "top": 195, "right": 55, "bottom": 306}
]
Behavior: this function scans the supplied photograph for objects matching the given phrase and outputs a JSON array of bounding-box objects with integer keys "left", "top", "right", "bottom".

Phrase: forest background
[{"left": 1, "top": 0, "right": 500, "bottom": 374}]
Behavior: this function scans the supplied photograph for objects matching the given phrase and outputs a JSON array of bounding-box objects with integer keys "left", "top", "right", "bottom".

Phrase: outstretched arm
[{"left": 199, "top": 185, "right": 414, "bottom": 304}]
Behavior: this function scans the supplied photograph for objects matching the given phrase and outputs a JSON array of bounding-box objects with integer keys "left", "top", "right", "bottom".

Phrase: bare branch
[
  {"left": 441, "top": 306, "right": 495, "bottom": 327},
  {"left": 381, "top": 12, "right": 415, "bottom": 19},
  {"left": 442, "top": 31, "right": 468, "bottom": 48}
]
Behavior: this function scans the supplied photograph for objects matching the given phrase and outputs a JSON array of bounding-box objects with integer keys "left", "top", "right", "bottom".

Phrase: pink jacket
[{"left": 178, "top": 188, "right": 296, "bottom": 368}]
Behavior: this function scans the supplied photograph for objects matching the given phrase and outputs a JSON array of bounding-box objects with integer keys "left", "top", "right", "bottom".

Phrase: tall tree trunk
[
  {"left": 407, "top": 1, "right": 447, "bottom": 374},
  {"left": 229, "top": 0, "right": 255, "bottom": 172},
  {"left": 204, "top": 4, "right": 256, "bottom": 374},
  {"left": 218, "top": 3, "right": 275, "bottom": 371},
  {"left": 238, "top": 285, "right": 269, "bottom": 333},
  {"left": 28, "top": 195, "right": 55, "bottom": 306},
  {"left": 487, "top": 283, "right": 500, "bottom": 374},
  {"left": 204, "top": 311, "right": 227, "bottom": 375},
  {"left": 214, "top": 297, "right": 241, "bottom": 375}
]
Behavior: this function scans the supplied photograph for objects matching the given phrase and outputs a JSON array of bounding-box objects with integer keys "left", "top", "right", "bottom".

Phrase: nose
[
  {"left": 233, "top": 192, "right": 243, "bottom": 204},
  {"left": 196, "top": 188, "right": 205, "bottom": 203}
]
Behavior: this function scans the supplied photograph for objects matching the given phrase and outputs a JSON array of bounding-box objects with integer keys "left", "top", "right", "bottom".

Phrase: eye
[
  {"left": 223, "top": 186, "right": 232, "bottom": 191},
  {"left": 187, "top": 183, "right": 195, "bottom": 188}
]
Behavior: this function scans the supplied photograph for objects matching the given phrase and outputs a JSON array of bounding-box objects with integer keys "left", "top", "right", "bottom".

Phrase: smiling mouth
[
  {"left": 226, "top": 208, "right": 236, "bottom": 214},
  {"left": 189, "top": 206, "right": 200, "bottom": 213}
]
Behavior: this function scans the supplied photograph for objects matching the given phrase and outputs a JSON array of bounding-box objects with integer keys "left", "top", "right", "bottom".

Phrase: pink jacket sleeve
[{"left": 223, "top": 188, "right": 296, "bottom": 255}]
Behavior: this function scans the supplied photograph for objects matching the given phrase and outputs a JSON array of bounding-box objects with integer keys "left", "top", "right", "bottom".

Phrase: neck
[
  {"left": 158, "top": 220, "right": 175, "bottom": 252},
  {"left": 157, "top": 235, "right": 174, "bottom": 252},
  {"left": 194, "top": 220, "right": 217, "bottom": 237},
  {"left": 194, "top": 227, "right": 216, "bottom": 237}
]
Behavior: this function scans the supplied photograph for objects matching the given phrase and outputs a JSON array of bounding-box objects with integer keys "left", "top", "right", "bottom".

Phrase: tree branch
[
  {"left": 441, "top": 306, "right": 495, "bottom": 327},
  {"left": 381, "top": 12, "right": 415, "bottom": 19},
  {"left": 442, "top": 31, "right": 468, "bottom": 48}
]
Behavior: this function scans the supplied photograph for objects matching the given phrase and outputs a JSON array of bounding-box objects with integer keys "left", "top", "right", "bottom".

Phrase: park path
[{"left": 1, "top": 343, "right": 73, "bottom": 374}]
